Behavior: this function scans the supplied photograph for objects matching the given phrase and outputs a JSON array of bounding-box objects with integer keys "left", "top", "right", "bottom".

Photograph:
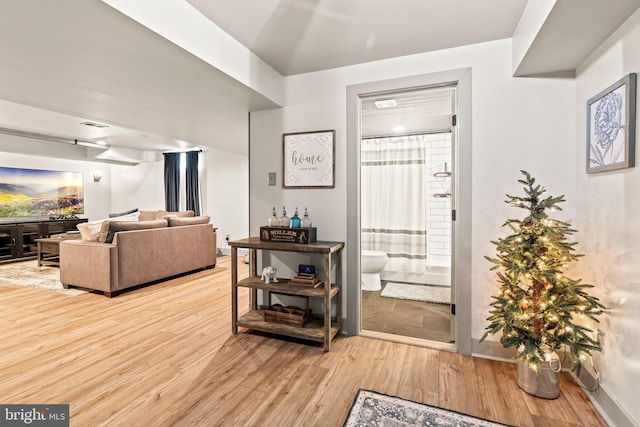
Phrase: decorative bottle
[
  {"left": 290, "top": 207, "right": 301, "bottom": 228},
  {"left": 278, "top": 206, "right": 289, "bottom": 227},
  {"left": 301, "top": 207, "right": 312, "bottom": 228},
  {"left": 268, "top": 207, "right": 278, "bottom": 227}
]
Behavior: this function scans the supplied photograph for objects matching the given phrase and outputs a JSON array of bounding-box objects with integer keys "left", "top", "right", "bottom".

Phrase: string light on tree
[{"left": 480, "top": 170, "right": 605, "bottom": 375}]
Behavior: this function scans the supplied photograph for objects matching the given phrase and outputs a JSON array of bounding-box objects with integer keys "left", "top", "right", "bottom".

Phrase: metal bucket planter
[{"left": 516, "top": 350, "right": 561, "bottom": 399}]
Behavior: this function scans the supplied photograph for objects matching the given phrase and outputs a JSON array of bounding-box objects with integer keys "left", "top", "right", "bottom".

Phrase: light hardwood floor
[{"left": 0, "top": 256, "right": 607, "bottom": 426}]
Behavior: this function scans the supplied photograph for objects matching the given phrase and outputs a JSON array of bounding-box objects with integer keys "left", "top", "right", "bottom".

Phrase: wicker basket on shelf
[{"left": 264, "top": 304, "right": 311, "bottom": 327}]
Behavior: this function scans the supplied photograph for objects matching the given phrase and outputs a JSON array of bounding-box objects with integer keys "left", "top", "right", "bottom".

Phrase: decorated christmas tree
[{"left": 482, "top": 171, "right": 605, "bottom": 374}]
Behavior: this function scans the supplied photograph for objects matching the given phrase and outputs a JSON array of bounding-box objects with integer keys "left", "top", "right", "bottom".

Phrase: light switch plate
[{"left": 268, "top": 172, "right": 276, "bottom": 186}]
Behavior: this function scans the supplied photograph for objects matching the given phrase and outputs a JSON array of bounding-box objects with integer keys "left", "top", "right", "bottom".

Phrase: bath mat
[
  {"left": 0, "top": 261, "right": 87, "bottom": 296},
  {"left": 381, "top": 282, "right": 450, "bottom": 304},
  {"left": 343, "top": 389, "right": 512, "bottom": 427}
]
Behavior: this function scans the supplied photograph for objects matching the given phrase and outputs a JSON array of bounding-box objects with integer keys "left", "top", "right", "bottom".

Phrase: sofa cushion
[
  {"left": 137, "top": 210, "right": 157, "bottom": 221},
  {"left": 99, "top": 219, "right": 168, "bottom": 243},
  {"left": 108, "top": 207, "right": 138, "bottom": 218},
  {"left": 172, "top": 210, "right": 195, "bottom": 218},
  {"left": 77, "top": 211, "right": 140, "bottom": 242},
  {"left": 138, "top": 210, "right": 195, "bottom": 220},
  {"left": 96, "top": 221, "right": 109, "bottom": 242},
  {"left": 167, "top": 216, "right": 210, "bottom": 227}
]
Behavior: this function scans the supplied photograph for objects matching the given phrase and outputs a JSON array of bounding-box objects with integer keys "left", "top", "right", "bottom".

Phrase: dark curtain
[
  {"left": 185, "top": 151, "right": 201, "bottom": 216},
  {"left": 163, "top": 152, "right": 180, "bottom": 212}
]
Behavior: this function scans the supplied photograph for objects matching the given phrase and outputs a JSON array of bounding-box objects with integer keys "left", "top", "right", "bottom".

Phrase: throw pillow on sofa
[
  {"left": 77, "top": 221, "right": 104, "bottom": 242},
  {"left": 98, "top": 219, "right": 168, "bottom": 243},
  {"left": 108, "top": 207, "right": 138, "bottom": 218},
  {"left": 167, "top": 216, "right": 210, "bottom": 227},
  {"left": 77, "top": 211, "right": 141, "bottom": 242}
]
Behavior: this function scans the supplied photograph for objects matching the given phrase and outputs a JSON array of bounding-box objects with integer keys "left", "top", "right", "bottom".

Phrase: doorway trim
[{"left": 346, "top": 68, "right": 472, "bottom": 355}]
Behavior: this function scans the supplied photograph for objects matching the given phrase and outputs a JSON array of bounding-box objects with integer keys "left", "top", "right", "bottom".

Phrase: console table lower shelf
[{"left": 236, "top": 310, "right": 341, "bottom": 343}]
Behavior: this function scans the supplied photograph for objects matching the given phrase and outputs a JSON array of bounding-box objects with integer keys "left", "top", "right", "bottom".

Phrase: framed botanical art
[
  {"left": 587, "top": 73, "right": 637, "bottom": 173},
  {"left": 282, "top": 130, "right": 335, "bottom": 188}
]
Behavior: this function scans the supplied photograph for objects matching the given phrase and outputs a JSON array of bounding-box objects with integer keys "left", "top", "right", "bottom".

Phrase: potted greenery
[{"left": 482, "top": 171, "right": 605, "bottom": 398}]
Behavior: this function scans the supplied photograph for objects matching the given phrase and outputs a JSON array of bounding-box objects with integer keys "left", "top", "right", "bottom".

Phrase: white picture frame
[
  {"left": 282, "top": 130, "right": 335, "bottom": 188},
  {"left": 587, "top": 73, "right": 636, "bottom": 173}
]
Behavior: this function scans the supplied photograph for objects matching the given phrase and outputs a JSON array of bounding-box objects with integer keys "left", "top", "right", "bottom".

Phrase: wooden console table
[
  {"left": 0, "top": 219, "right": 87, "bottom": 264},
  {"left": 229, "top": 237, "right": 344, "bottom": 351}
]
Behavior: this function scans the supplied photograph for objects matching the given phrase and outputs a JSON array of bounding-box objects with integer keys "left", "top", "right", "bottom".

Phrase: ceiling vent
[{"left": 81, "top": 121, "right": 110, "bottom": 128}]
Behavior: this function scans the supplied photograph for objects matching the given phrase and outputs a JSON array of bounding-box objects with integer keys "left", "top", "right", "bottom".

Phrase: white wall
[
  {"left": 110, "top": 147, "right": 249, "bottom": 253},
  {"left": 250, "top": 38, "right": 576, "bottom": 339},
  {"left": 204, "top": 147, "right": 249, "bottom": 253},
  {"left": 102, "top": 0, "right": 285, "bottom": 107},
  {"left": 109, "top": 161, "right": 163, "bottom": 215},
  {"left": 249, "top": 94, "right": 345, "bottom": 287},
  {"left": 0, "top": 150, "right": 111, "bottom": 221},
  {"left": 574, "top": 9, "right": 640, "bottom": 426},
  {"left": 511, "top": 0, "right": 556, "bottom": 75}
]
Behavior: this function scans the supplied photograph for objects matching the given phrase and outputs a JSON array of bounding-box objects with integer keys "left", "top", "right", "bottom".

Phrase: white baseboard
[{"left": 217, "top": 247, "right": 249, "bottom": 257}]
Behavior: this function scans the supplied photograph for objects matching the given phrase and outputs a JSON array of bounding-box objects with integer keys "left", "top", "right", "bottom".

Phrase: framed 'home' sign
[{"left": 282, "top": 130, "right": 335, "bottom": 188}]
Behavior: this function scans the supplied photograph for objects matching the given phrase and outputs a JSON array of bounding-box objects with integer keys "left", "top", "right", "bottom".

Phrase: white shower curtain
[{"left": 361, "top": 135, "right": 427, "bottom": 272}]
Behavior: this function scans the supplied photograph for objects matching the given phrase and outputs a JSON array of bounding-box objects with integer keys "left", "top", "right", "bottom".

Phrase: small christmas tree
[{"left": 482, "top": 171, "right": 605, "bottom": 374}]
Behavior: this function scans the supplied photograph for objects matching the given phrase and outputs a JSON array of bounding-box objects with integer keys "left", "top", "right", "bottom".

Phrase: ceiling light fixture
[
  {"left": 75, "top": 140, "right": 109, "bottom": 149},
  {"left": 0, "top": 126, "right": 109, "bottom": 149},
  {"left": 374, "top": 99, "right": 397, "bottom": 109}
]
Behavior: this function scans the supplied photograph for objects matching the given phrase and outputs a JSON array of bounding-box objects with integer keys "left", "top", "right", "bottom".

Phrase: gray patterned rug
[
  {"left": 344, "top": 389, "right": 511, "bottom": 427},
  {"left": 0, "top": 261, "right": 86, "bottom": 296}
]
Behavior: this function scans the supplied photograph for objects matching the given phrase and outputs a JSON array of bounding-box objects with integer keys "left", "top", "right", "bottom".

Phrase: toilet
[{"left": 361, "top": 250, "right": 388, "bottom": 291}]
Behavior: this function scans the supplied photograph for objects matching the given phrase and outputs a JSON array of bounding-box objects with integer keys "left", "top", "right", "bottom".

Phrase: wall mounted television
[{"left": 0, "top": 166, "right": 84, "bottom": 218}]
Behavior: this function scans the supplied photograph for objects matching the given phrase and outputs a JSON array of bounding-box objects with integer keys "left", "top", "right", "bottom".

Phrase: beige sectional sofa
[{"left": 59, "top": 210, "right": 217, "bottom": 297}]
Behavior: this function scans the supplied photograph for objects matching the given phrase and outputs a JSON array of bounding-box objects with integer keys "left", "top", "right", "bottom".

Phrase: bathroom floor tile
[{"left": 361, "top": 287, "right": 452, "bottom": 343}]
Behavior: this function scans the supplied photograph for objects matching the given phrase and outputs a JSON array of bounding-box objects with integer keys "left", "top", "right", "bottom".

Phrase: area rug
[
  {"left": 381, "top": 282, "right": 450, "bottom": 304},
  {"left": 344, "top": 389, "right": 511, "bottom": 427},
  {"left": 0, "top": 262, "right": 86, "bottom": 296}
]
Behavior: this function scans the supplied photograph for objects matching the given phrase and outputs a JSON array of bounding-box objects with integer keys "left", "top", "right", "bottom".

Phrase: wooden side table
[
  {"left": 229, "top": 237, "right": 344, "bottom": 351},
  {"left": 35, "top": 233, "right": 81, "bottom": 267}
]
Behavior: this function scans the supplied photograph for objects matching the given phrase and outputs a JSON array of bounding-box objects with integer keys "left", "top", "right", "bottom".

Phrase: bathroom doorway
[{"left": 359, "top": 85, "right": 456, "bottom": 345}]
